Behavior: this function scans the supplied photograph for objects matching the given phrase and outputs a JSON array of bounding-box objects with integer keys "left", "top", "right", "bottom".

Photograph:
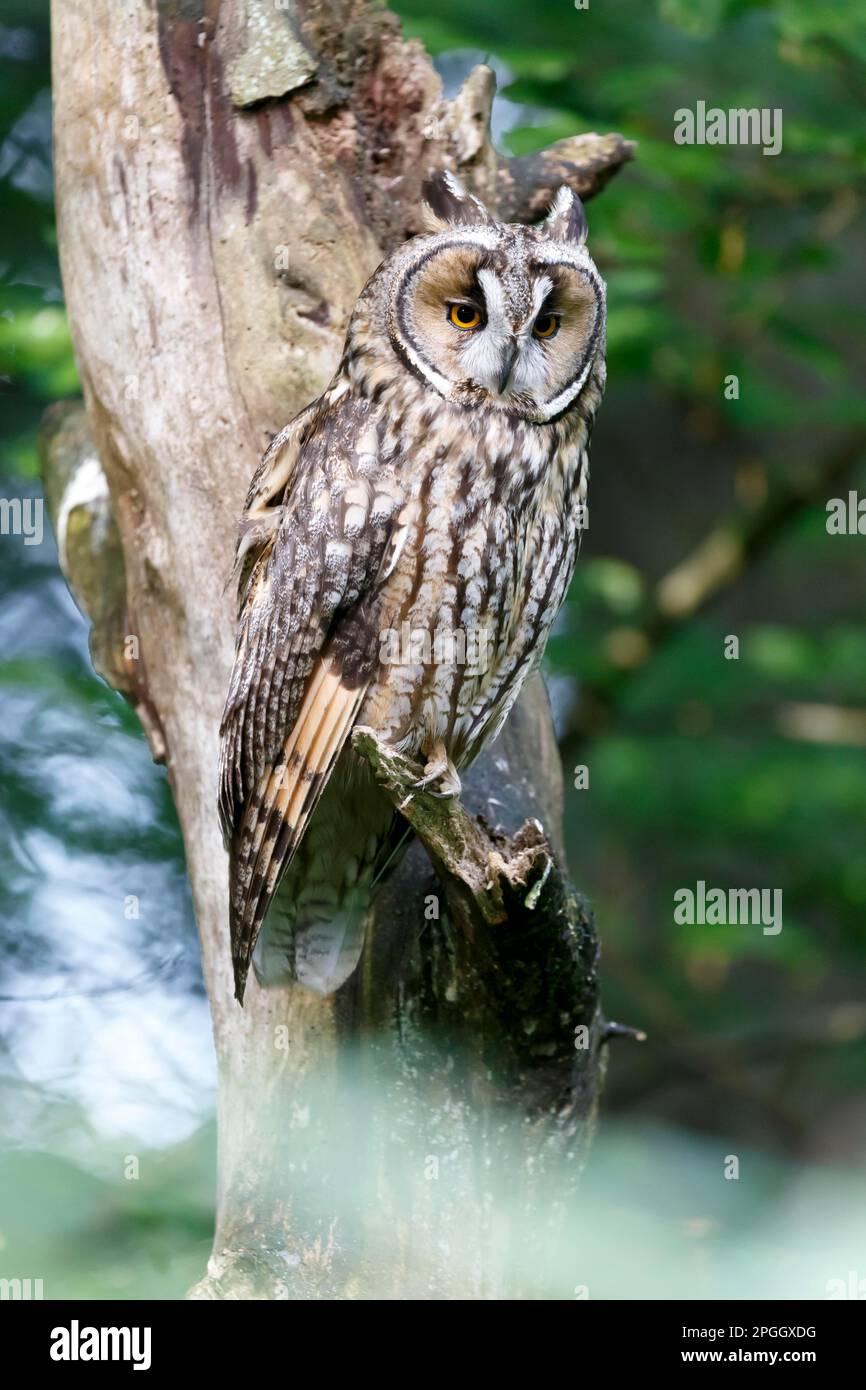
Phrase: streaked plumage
[{"left": 219, "top": 173, "right": 606, "bottom": 1003}]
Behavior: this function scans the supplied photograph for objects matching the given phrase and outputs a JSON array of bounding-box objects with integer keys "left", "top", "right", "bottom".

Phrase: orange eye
[
  {"left": 533, "top": 312, "right": 560, "bottom": 339},
  {"left": 448, "top": 303, "right": 482, "bottom": 330}
]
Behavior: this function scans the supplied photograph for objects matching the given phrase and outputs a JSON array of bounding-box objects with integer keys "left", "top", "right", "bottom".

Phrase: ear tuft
[
  {"left": 421, "top": 170, "right": 494, "bottom": 232},
  {"left": 542, "top": 186, "right": 588, "bottom": 246}
]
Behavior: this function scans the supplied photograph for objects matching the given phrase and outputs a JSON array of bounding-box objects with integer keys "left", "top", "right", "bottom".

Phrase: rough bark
[{"left": 48, "top": 0, "right": 632, "bottom": 1298}]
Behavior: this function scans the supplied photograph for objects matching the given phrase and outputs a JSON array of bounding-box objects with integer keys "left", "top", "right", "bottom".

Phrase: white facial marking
[
  {"left": 527, "top": 275, "right": 554, "bottom": 331},
  {"left": 455, "top": 269, "right": 512, "bottom": 394}
]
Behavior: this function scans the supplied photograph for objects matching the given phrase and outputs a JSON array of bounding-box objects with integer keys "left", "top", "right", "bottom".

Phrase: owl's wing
[{"left": 219, "top": 392, "right": 403, "bottom": 1002}]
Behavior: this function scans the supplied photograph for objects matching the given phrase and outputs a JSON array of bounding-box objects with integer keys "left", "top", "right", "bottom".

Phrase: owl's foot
[{"left": 415, "top": 743, "right": 462, "bottom": 800}]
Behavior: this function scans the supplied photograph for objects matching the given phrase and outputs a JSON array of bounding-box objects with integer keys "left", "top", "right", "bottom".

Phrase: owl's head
[{"left": 382, "top": 172, "right": 605, "bottom": 425}]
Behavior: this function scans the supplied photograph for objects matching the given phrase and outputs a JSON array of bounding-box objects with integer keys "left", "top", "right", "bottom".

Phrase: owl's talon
[
  {"left": 427, "top": 783, "right": 460, "bottom": 801},
  {"left": 414, "top": 746, "right": 462, "bottom": 800}
]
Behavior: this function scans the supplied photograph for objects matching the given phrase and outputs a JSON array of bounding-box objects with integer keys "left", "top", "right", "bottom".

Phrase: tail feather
[
  {"left": 247, "top": 758, "right": 407, "bottom": 998},
  {"left": 253, "top": 876, "right": 373, "bottom": 996},
  {"left": 230, "top": 657, "right": 366, "bottom": 1003}
]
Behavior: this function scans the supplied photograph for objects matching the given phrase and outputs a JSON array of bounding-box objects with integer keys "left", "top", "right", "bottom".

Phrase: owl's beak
[{"left": 497, "top": 340, "right": 518, "bottom": 394}]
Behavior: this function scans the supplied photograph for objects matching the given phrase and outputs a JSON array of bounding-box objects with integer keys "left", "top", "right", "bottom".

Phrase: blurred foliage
[
  {"left": 0, "top": 2, "right": 74, "bottom": 478},
  {"left": 0, "top": 0, "right": 212, "bottom": 1296},
  {"left": 1, "top": 0, "right": 865, "bottom": 1297}
]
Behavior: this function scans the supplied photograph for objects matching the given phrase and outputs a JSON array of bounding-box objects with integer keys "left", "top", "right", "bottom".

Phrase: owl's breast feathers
[{"left": 219, "top": 371, "right": 594, "bottom": 1001}]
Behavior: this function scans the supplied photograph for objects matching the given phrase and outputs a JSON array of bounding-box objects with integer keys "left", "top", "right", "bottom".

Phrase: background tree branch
[{"left": 566, "top": 427, "right": 866, "bottom": 748}]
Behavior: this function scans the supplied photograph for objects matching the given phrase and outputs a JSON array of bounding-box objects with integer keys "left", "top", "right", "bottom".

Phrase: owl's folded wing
[{"left": 218, "top": 395, "right": 403, "bottom": 1002}]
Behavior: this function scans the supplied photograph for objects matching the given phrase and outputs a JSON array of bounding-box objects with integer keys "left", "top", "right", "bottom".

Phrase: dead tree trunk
[{"left": 47, "top": 0, "right": 632, "bottom": 1298}]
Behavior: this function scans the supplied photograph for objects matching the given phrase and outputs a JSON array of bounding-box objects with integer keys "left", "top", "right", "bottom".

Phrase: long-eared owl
[{"left": 219, "top": 172, "right": 606, "bottom": 1003}]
